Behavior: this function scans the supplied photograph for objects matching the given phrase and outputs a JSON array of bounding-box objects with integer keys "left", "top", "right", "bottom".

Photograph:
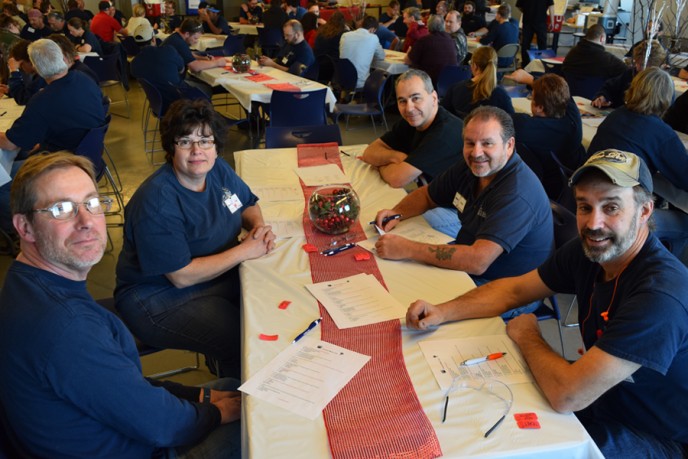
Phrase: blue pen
[
  {"left": 292, "top": 317, "right": 322, "bottom": 344},
  {"left": 369, "top": 214, "right": 402, "bottom": 225},
  {"left": 320, "top": 242, "right": 356, "bottom": 256}
]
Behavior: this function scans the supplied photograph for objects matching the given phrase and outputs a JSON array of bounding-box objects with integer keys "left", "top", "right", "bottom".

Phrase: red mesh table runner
[{"left": 297, "top": 143, "right": 442, "bottom": 459}]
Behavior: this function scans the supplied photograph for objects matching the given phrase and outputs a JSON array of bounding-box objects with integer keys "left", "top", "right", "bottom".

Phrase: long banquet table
[
  {"left": 195, "top": 64, "right": 337, "bottom": 113},
  {"left": 234, "top": 145, "right": 603, "bottom": 459}
]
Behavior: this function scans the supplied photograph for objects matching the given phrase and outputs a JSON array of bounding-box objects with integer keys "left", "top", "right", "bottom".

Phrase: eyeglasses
[
  {"left": 174, "top": 138, "right": 215, "bottom": 150},
  {"left": 33, "top": 196, "right": 113, "bottom": 220},
  {"left": 443, "top": 374, "right": 513, "bottom": 437}
]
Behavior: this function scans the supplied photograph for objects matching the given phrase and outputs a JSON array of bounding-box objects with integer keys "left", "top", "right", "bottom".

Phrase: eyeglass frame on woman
[
  {"left": 174, "top": 137, "right": 216, "bottom": 151},
  {"left": 32, "top": 196, "right": 114, "bottom": 220}
]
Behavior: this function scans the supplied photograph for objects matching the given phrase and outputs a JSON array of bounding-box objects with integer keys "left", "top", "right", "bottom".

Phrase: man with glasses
[
  {"left": 0, "top": 152, "right": 243, "bottom": 458},
  {"left": 46, "top": 11, "right": 67, "bottom": 33},
  {"left": 90, "top": 0, "right": 127, "bottom": 42},
  {"left": 258, "top": 19, "right": 314, "bottom": 73}
]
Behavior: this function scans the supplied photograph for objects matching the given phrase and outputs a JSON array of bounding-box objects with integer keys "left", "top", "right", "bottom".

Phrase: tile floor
[{"left": 0, "top": 74, "right": 581, "bottom": 385}]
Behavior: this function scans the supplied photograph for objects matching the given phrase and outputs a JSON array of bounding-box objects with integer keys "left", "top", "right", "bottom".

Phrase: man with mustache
[
  {"left": 373, "top": 105, "right": 552, "bottom": 317},
  {"left": 406, "top": 149, "right": 688, "bottom": 458}
]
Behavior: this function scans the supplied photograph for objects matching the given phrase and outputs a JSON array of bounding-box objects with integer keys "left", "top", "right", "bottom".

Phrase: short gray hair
[
  {"left": 464, "top": 106, "right": 515, "bottom": 144},
  {"left": 28, "top": 39, "right": 68, "bottom": 79},
  {"left": 427, "top": 14, "right": 444, "bottom": 33},
  {"left": 395, "top": 68, "right": 434, "bottom": 93}
]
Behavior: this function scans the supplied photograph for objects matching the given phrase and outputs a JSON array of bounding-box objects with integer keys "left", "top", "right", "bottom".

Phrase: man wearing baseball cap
[
  {"left": 198, "top": 3, "right": 231, "bottom": 34},
  {"left": 406, "top": 149, "right": 688, "bottom": 457}
]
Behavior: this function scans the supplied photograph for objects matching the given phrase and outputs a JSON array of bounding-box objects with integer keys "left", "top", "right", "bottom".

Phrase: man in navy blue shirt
[
  {"left": 478, "top": 3, "right": 518, "bottom": 68},
  {"left": 162, "top": 17, "right": 228, "bottom": 95},
  {"left": 406, "top": 150, "right": 688, "bottom": 458},
  {"left": 373, "top": 105, "right": 552, "bottom": 288},
  {"left": 258, "top": 19, "right": 314, "bottom": 73},
  {"left": 199, "top": 3, "right": 231, "bottom": 34},
  {"left": 0, "top": 152, "right": 242, "bottom": 458}
]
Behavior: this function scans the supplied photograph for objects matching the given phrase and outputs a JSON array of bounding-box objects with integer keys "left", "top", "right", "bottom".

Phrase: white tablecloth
[
  {"left": 228, "top": 22, "right": 262, "bottom": 35},
  {"left": 375, "top": 49, "right": 409, "bottom": 75},
  {"left": 195, "top": 65, "right": 337, "bottom": 113},
  {"left": 0, "top": 97, "right": 23, "bottom": 186},
  {"left": 156, "top": 32, "right": 225, "bottom": 51},
  {"left": 234, "top": 145, "right": 603, "bottom": 459}
]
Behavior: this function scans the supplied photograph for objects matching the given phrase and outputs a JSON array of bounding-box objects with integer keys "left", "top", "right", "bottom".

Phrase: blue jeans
[
  {"left": 162, "top": 378, "right": 242, "bottom": 459},
  {"left": 115, "top": 269, "right": 242, "bottom": 378},
  {"left": 654, "top": 208, "right": 688, "bottom": 267},
  {"left": 576, "top": 406, "right": 684, "bottom": 459},
  {"left": 422, "top": 206, "right": 461, "bottom": 238},
  {"left": 472, "top": 276, "right": 541, "bottom": 320}
]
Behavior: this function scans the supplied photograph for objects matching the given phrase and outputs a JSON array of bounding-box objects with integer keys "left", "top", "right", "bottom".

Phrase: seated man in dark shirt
[
  {"left": 373, "top": 106, "right": 553, "bottom": 318},
  {"left": 20, "top": 8, "right": 51, "bottom": 41},
  {"left": 199, "top": 3, "right": 231, "bottom": 34},
  {"left": 0, "top": 152, "right": 242, "bottom": 458},
  {"left": 258, "top": 19, "right": 314, "bottom": 73},
  {"left": 361, "top": 69, "right": 463, "bottom": 188},
  {"left": 162, "top": 17, "right": 228, "bottom": 95},
  {"left": 478, "top": 3, "right": 518, "bottom": 68},
  {"left": 406, "top": 150, "right": 688, "bottom": 458},
  {"left": 240, "top": 0, "right": 263, "bottom": 24},
  {"left": 561, "top": 24, "right": 627, "bottom": 79},
  {"left": 461, "top": 1, "right": 486, "bottom": 35}
]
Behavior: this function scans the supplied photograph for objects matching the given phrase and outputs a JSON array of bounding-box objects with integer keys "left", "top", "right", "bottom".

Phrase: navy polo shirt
[
  {"left": 162, "top": 31, "right": 195, "bottom": 66},
  {"left": 428, "top": 153, "right": 553, "bottom": 280}
]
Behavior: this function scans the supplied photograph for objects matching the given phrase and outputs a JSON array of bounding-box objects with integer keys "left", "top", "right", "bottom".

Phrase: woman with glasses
[
  {"left": 115, "top": 98, "right": 275, "bottom": 378},
  {"left": 441, "top": 46, "right": 513, "bottom": 119}
]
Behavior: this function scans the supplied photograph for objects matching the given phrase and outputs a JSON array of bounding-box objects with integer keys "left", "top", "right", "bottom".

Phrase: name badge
[
  {"left": 224, "top": 193, "right": 243, "bottom": 213},
  {"left": 453, "top": 192, "right": 466, "bottom": 213},
  {"left": 27, "top": 27, "right": 35, "bottom": 33}
]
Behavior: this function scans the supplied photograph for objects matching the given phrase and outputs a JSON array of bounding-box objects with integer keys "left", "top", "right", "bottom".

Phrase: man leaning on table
[
  {"left": 361, "top": 69, "right": 462, "bottom": 189},
  {"left": 407, "top": 150, "right": 688, "bottom": 458},
  {"left": 162, "top": 17, "right": 228, "bottom": 95},
  {"left": 0, "top": 152, "right": 243, "bottom": 458},
  {"left": 258, "top": 19, "right": 314, "bottom": 74},
  {"left": 373, "top": 106, "right": 553, "bottom": 318}
]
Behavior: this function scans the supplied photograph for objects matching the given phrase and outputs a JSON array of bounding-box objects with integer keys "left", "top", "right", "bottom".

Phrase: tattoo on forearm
[{"left": 429, "top": 246, "right": 456, "bottom": 261}]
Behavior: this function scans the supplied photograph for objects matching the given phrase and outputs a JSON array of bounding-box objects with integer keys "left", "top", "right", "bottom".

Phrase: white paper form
[
  {"left": 239, "top": 336, "right": 370, "bottom": 419},
  {"left": 265, "top": 218, "right": 304, "bottom": 240},
  {"left": 357, "top": 221, "right": 454, "bottom": 254},
  {"left": 251, "top": 185, "right": 303, "bottom": 202},
  {"left": 419, "top": 335, "right": 533, "bottom": 391},
  {"left": 305, "top": 273, "right": 406, "bottom": 329},
  {"left": 295, "top": 164, "right": 348, "bottom": 186}
]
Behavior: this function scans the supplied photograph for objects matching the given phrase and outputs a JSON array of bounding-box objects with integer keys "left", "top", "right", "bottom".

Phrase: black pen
[
  {"left": 368, "top": 214, "right": 401, "bottom": 225},
  {"left": 339, "top": 150, "right": 351, "bottom": 156},
  {"left": 441, "top": 396, "right": 449, "bottom": 423},
  {"left": 292, "top": 317, "right": 322, "bottom": 344},
  {"left": 0, "top": 111, "right": 7, "bottom": 117},
  {"left": 321, "top": 242, "right": 356, "bottom": 256}
]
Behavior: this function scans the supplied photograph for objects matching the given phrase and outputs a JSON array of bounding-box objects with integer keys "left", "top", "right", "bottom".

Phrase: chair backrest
[
  {"left": 527, "top": 48, "right": 556, "bottom": 61},
  {"left": 563, "top": 72, "right": 607, "bottom": 99},
  {"left": 120, "top": 36, "right": 140, "bottom": 57},
  {"left": 496, "top": 43, "right": 520, "bottom": 73},
  {"left": 75, "top": 123, "right": 108, "bottom": 179},
  {"left": 316, "top": 54, "right": 335, "bottom": 85},
  {"left": 265, "top": 124, "right": 342, "bottom": 148},
  {"left": 257, "top": 27, "right": 284, "bottom": 57},
  {"left": 550, "top": 200, "right": 578, "bottom": 249},
  {"left": 300, "top": 60, "right": 319, "bottom": 81},
  {"left": 82, "top": 53, "right": 121, "bottom": 85},
  {"left": 332, "top": 58, "right": 358, "bottom": 92},
  {"left": 138, "top": 78, "right": 165, "bottom": 118},
  {"left": 223, "top": 34, "right": 245, "bottom": 56},
  {"left": 362, "top": 69, "right": 390, "bottom": 107},
  {"left": 269, "top": 88, "right": 328, "bottom": 127},
  {"left": 437, "top": 64, "right": 472, "bottom": 99}
]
